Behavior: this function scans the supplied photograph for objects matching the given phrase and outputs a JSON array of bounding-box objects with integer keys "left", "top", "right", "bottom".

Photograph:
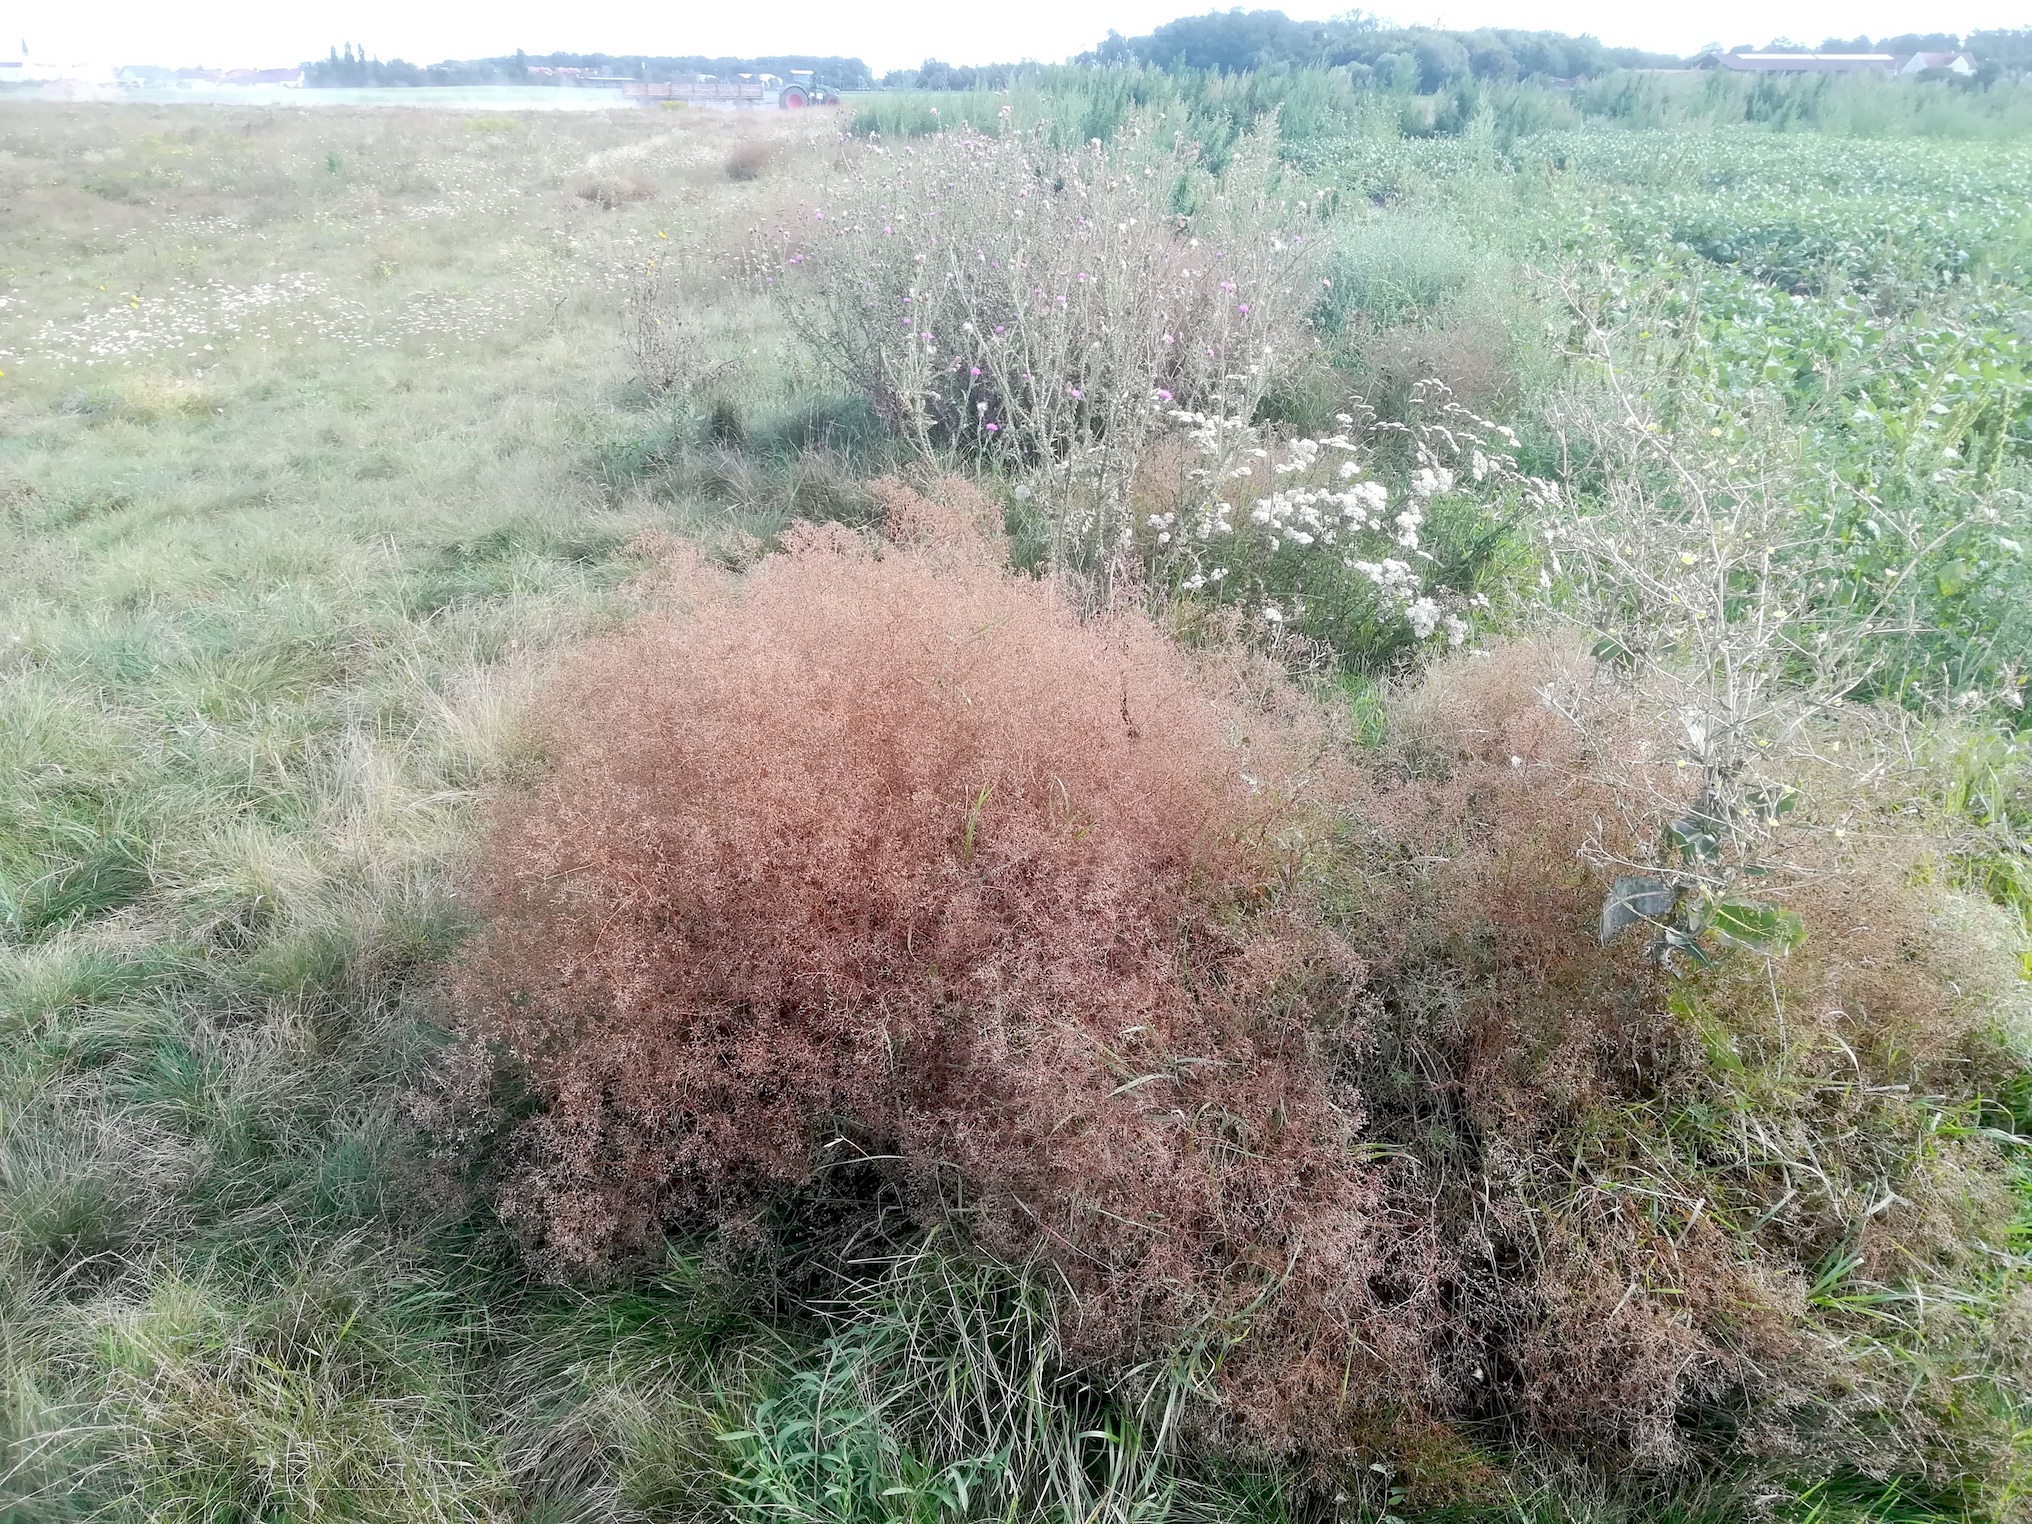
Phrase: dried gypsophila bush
[
  {"left": 1342, "top": 638, "right": 2031, "bottom": 1487},
  {"left": 1342, "top": 638, "right": 1786, "bottom": 1467},
  {"left": 763, "top": 117, "right": 1322, "bottom": 602}
]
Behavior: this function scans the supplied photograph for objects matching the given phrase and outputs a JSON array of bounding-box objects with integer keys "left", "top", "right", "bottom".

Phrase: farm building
[
  {"left": 1696, "top": 51, "right": 1897, "bottom": 74},
  {"left": 1693, "top": 49, "right": 1978, "bottom": 76}
]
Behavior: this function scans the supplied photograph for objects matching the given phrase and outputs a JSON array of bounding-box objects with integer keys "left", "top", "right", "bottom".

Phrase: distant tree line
[
  {"left": 984, "top": 11, "right": 2032, "bottom": 92},
  {"left": 878, "top": 60, "right": 1032, "bottom": 91},
  {"left": 302, "top": 19, "right": 2032, "bottom": 96},
  {"left": 1080, "top": 11, "right": 1679, "bottom": 87},
  {"left": 303, "top": 45, "right": 873, "bottom": 89}
]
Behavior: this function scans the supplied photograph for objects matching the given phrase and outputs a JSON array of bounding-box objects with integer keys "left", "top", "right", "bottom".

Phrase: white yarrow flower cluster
[{"left": 1148, "top": 385, "right": 1542, "bottom": 651}]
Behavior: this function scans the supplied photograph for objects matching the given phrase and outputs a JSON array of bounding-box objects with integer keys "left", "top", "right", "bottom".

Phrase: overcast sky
[{"left": 3, "top": 1, "right": 2025, "bottom": 73}]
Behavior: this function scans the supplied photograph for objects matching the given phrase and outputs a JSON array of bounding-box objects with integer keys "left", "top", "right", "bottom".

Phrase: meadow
[{"left": 0, "top": 79, "right": 2029, "bottom": 1524}]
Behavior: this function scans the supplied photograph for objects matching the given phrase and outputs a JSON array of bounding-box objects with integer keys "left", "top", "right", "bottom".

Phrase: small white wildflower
[{"left": 1410, "top": 465, "right": 1455, "bottom": 500}]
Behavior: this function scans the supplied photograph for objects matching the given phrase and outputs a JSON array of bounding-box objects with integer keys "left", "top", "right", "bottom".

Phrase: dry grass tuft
[
  {"left": 574, "top": 173, "right": 657, "bottom": 209},
  {"left": 724, "top": 140, "right": 779, "bottom": 182},
  {"left": 1359, "top": 321, "right": 1516, "bottom": 420}
]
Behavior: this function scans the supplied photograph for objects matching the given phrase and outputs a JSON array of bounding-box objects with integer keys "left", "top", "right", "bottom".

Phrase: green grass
[{"left": 0, "top": 100, "right": 857, "bottom": 1521}]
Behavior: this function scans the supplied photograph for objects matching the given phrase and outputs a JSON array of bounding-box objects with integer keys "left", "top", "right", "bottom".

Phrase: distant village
[
  {"left": 0, "top": 44, "right": 877, "bottom": 94},
  {"left": 0, "top": 54, "right": 303, "bottom": 88}
]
